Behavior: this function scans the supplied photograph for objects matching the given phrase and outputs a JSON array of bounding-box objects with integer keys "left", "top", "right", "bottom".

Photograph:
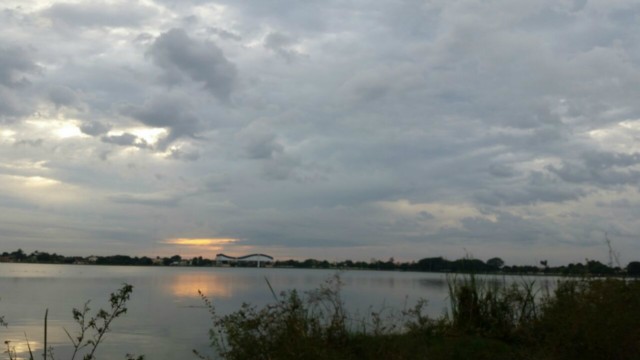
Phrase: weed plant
[{"left": 2, "top": 284, "right": 143, "bottom": 360}]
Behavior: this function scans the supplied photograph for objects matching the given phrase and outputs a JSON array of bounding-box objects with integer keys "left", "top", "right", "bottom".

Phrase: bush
[{"left": 534, "top": 278, "right": 640, "bottom": 360}]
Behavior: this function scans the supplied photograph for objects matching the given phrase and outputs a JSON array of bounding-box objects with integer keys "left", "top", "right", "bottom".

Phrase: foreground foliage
[{"left": 197, "top": 275, "right": 640, "bottom": 360}]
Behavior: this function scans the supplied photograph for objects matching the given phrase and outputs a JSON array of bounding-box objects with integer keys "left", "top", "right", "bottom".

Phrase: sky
[{"left": 2, "top": 0, "right": 640, "bottom": 265}]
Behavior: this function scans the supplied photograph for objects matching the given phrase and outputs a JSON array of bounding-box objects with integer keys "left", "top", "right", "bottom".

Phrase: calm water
[{"left": 0, "top": 264, "right": 547, "bottom": 359}]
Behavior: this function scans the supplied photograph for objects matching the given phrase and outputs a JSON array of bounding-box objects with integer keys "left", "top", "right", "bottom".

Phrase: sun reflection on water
[
  {"left": 3, "top": 338, "right": 42, "bottom": 360},
  {"left": 166, "top": 273, "right": 246, "bottom": 299}
]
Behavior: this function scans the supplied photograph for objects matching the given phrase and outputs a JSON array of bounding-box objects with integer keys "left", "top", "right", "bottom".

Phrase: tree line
[
  {"left": 2, "top": 249, "right": 640, "bottom": 276},
  {"left": 276, "top": 256, "right": 640, "bottom": 276}
]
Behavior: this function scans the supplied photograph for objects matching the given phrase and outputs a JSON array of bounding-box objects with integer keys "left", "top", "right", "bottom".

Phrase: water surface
[{"left": 0, "top": 263, "right": 546, "bottom": 359}]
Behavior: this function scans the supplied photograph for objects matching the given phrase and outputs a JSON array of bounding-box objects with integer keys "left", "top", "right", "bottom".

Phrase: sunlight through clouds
[{"left": 164, "top": 238, "right": 238, "bottom": 246}]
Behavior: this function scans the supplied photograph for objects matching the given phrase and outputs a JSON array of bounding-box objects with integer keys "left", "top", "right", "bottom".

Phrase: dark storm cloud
[
  {"left": 147, "top": 29, "right": 237, "bottom": 101},
  {"left": 42, "top": 1, "right": 156, "bottom": 28},
  {"left": 120, "top": 94, "right": 200, "bottom": 149}
]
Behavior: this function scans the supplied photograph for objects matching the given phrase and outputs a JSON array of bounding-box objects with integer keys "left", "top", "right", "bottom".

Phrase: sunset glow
[{"left": 164, "top": 238, "right": 238, "bottom": 246}]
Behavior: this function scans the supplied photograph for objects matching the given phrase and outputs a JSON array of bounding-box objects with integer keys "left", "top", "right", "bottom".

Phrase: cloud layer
[{"left": 2, "top": 0, "right": 640, "bottom": 264}]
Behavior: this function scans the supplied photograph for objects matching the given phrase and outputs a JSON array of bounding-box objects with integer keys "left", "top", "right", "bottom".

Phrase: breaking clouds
[{"left": 2, "top": 0, "right": 640, "bottom": 264}]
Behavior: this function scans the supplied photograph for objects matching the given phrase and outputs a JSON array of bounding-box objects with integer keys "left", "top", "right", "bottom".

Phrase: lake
[{"left": 0, "top": 263, "right": 549, "bottom": 359}]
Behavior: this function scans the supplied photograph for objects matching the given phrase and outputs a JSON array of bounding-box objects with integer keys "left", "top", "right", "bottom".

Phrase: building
[{"left": 215, "top": 253, "right": 274, "bottom": 267}]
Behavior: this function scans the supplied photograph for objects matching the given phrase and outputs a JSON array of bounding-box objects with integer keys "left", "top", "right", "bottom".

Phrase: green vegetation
[{"left": 195, "top": 275, "right": 640, "bottom": 360}]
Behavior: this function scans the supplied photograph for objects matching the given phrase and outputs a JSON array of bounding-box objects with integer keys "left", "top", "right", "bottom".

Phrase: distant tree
[
  {"left": 451, "top": 258, "right": 488, "bottom": 272},
  {"left": 586, "top": 260, "right": 613, "bottom": 275},
  {"left": 139, "top": 256, "right": 153, "bottom": 266},
  {"left": 487, "top": 257, "right": 505, "bottom": 270},
  {"left": 11, "top": 249, "right": 26, "bottom": 261},
  {"left": 627, "top": 261, "right": 640, "bottom": 276},
  {"left": 37, "top": 252, "right": 49, "bottom": 262},
  {"left": 416, "top": 257, "right": 450, "bottom": 272}
]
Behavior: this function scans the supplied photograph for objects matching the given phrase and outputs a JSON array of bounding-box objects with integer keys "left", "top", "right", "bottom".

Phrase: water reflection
[
  {"left": 417, "top": 278, "right": 447, "bottom": 288},
  {"left": 165, "top": 272, "right": 246, "bottom": 298},
  {"left": 3, "top": 337, "right": 42, "bottom": 360}
]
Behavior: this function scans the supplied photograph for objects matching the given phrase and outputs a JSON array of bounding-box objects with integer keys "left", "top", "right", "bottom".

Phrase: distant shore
[{"left": 2, "top": 249, "right": 639, "bottom": 277}]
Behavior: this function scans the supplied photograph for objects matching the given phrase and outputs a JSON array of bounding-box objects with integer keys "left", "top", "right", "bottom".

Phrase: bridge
[{"left": 215, "top": 253, "right": 274, "bottom": 267}]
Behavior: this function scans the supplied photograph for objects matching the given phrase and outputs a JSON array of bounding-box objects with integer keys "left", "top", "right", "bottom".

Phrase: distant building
[{"left": 215, "top": 253, "right": 274, "bottom": 267}]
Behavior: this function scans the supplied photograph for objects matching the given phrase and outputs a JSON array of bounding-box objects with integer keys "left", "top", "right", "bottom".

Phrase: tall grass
[
  {"left": 196, "top": 274, "right": 640, "bottom": 360},
  {"left": 446, "top": 274, "right": 540, "bottom": 339}
]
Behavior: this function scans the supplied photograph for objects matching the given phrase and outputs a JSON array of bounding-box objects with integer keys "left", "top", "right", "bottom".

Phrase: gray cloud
[
  {"left": 264, "top": 32, "right": 300, "bottom": 61},
  {"left": 108, "top": 193, "right": 182, "bottom": 207},
  {"left": 101, "top": 133, "right": 149, "bottom": 148},
  {"left": 14, "top": 139, "right": 44, "bottom": 147},
  {"left": 42, "top": 2, "right": 156, "bottom": 28},
  {"left": 0, "top": 41, "right": 39, "bottom": 120},
  {"left": 120, "top": 94, "right": 200, "bottom": 149},
  {"left": 547, "top": 151, "right": 640, "bottom": 187},
  {"left": 488, "top": 164, "right": 517, "bottom": 178},
  {"left": 239, "top": 128, "right": 284, "bottom": 159},
  {"left": 80, "top": 121, "right": 112, "bottom": 136},
  {"left": 147, "top": 28, "right": 237, "bottom": 101},
  {"left": 205, "top": 27, "right": 242, "bottom": 41},
  {"left": 0, "top": 43, "right": 38, "bottom": 87},
  {"left": 3, "top": 0, "right": 640, "bottom": 262},
  {"left": 167, "top": 146, "right": 200, "bottom": 161},
  {"left": 48, "top": 85, "right": 80, "bottom": 108},
  {"left": 0, "top": 87, "right": 24, "bottom": 119},
  {"left": 475, "top": 171, "right": 588, "bottom": 206},
  {"left": 261, "top": 156, "right": 300, "bottom": 181}
]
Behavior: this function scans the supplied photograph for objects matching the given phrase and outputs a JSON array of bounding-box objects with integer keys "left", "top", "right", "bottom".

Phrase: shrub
[{"left": 534, "top": 278, "right": 640, "bottom": 360}]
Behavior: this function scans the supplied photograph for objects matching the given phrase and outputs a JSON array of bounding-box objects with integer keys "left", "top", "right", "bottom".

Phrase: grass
[{"left": 195, "top": 274, "right": 640, "bottom": 360}]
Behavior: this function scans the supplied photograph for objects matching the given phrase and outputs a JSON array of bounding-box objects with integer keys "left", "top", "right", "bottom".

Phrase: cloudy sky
[{"left": 2, "top": 0, "right": 640, "bottom": 265}]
